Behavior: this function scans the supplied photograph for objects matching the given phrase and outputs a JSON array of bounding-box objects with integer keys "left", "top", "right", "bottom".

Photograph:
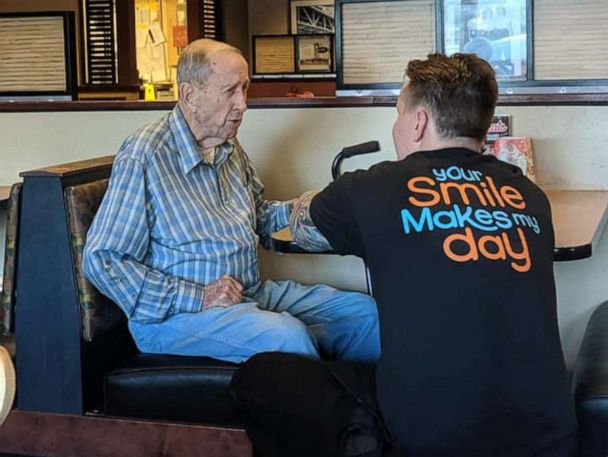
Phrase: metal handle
[{"left": 331, "top": 141, "right": 381, "bottom": 180}]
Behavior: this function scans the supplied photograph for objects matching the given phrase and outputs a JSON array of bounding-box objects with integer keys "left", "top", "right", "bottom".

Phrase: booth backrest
[
  {"left": 64, "top": 179, "right": 125, "bottom": 342},
  {"left": 15, "top": 156, "right": 128, "bottom": 414},
  {"left": 1, "top": 183, "right": 22, "bottom": 336}
]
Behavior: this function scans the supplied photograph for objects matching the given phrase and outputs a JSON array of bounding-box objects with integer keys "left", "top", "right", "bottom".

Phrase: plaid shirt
[{"left": 83, "top": 106, "right": 291, "bottom": 324}]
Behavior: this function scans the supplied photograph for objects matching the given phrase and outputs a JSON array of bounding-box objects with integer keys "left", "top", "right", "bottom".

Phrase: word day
[{"left": 400, "top": 166, "right": 541, "bottom": 273}]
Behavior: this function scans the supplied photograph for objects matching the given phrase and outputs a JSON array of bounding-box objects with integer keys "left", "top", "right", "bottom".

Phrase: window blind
[
  {"left": 201, "top": 0, "right": 221, "bottom": 39},
  {"left": 82, "top": 0, "right": 117, "bottom": 85},
  {"left": 0, "top": 16, "right": 67, "bottom": 92},
  {"left": 341, "top": 0, "right": 435, "bottom": 85},
  {"left": 534, "top": 0, "right": 608, "bottom": 80}
]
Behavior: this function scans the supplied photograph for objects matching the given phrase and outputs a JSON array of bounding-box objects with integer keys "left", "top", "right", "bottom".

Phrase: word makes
[{"left": 401, "top": 205, "right": 540, "bottom": 234}]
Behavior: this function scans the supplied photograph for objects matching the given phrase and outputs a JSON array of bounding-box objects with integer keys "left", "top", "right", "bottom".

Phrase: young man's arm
[
  {"left": 290, "top": 190, "right": 332, "bottom": 252},
  {"left": 291, "top": 173, "right": 365, "bottom": 258}
]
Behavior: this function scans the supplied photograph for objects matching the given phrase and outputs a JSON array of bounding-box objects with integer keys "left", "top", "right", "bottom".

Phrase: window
[
  {"left": 82, "top": 0, "right": 118, "bottom": 85},
  {"left": 337, "top": 0, "right": 435, "bottom": 94},
  {"left": 335, "top": 0, "right": 608, "bottom": 96}
]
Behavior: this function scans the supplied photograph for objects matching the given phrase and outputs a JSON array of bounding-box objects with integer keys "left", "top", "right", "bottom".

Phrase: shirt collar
[{"left": 169, "top": 105, "right": 235, "bottom": 175}]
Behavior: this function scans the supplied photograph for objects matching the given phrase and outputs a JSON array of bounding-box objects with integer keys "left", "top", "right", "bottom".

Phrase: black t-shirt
[{"left": 310, "top": 148, "right": 577, "bottom": 457}]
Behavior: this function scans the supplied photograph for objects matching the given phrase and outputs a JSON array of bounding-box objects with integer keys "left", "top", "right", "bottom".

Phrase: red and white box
[{"left": 491, "top": 137, "right": 536, "bottom": 181}]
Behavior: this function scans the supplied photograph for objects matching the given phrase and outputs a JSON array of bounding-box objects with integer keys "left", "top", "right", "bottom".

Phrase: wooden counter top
[
  {"left": 272, "top": 190, "right": 608, "bottom": 261},
  {"left": 0, "top": 186, "right": 11, "bottom": 210},
  {"left": 546, "top": 190, "right": 608, "bottom": 260}
]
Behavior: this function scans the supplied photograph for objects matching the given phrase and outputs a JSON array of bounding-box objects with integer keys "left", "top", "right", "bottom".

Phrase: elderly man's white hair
[{"left": 177, "top": 38, "right": 243, "bottom": 87}]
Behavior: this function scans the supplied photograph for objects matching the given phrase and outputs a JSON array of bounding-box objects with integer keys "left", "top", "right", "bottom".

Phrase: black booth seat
[
  {"left": 14, "top": 157, "right": 246, "bottom": 428},
  {"left": 573, "top": 300, "right": 608, "bottom": 457},
  {"left": 105, "top": 354, "right": 242, "bottom": 426}
]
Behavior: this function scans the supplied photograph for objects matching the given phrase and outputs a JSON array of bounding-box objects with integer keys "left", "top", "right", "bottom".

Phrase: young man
[{"left": 232, "top": 53, "right": 577, "bottom": 457}]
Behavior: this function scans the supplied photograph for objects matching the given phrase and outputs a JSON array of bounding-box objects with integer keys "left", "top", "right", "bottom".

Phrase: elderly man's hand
[{"left": 203, "top": 275, "right": 244, "bottom": 309}]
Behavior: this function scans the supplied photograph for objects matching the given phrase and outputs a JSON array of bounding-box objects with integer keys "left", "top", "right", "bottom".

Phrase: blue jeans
[{"left": 129, "top": 279, "right": 380, "bottom": 363}]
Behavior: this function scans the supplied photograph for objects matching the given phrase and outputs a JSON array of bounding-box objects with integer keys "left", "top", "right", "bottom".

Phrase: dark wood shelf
[{"left": 2, "top": 92, "right": 608, "bottom": 112}]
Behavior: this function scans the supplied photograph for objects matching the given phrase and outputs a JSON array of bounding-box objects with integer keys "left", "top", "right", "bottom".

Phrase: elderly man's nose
[
  {"left": 236, "top": 94, "right": 247, "bottom": 111},
  {"left": 233, "top": 87, "right": 247, "bottom": 109}
]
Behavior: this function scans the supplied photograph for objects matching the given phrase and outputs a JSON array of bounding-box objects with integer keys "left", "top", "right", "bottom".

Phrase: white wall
[{"left": 1, "top": 104, "right": 607, "bottom": 367}]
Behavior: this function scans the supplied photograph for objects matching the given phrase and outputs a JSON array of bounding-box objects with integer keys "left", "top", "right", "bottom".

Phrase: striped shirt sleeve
[
  {"left": 241, "top": 148, "right": 292, "bottom": 240},
  {"left": 83, "top": 156, "right": 205, "bottom": 323}
]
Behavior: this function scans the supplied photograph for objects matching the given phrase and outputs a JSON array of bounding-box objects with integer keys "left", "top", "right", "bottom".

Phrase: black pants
[{"left": 230, "top": 352, "right": 402, "bottom": 457}]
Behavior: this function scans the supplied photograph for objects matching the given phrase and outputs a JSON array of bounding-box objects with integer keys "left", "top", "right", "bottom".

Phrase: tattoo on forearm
[{"left": 289, "top": 190, "right": 332, "bottom": 252}]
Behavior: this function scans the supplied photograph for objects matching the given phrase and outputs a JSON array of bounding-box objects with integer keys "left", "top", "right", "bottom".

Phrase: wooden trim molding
[
  {"left": 3, "top": 93, "right": 608, "bottom": 112},
  {"left": 20, "top": 155, "right": 114, "bottom": 179}
]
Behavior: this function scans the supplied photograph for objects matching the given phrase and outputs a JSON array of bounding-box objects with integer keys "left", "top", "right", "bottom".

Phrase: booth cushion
[
  {"left": 105, "top": 354, "right": 244, "bottom": 426},
  {"left": 573, "top": 300, "right": 608, "bottom": 457},
  {"left": 65, "top": 180, "right": 125, "bottom": 342},
  {"left": 1, "top": 184, "right": 21, "bottom": 335}
]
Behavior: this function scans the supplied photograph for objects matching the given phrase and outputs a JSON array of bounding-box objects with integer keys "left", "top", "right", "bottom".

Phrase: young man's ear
[{"left": 411, "top": 107, "right": 429, "bottom": 143}]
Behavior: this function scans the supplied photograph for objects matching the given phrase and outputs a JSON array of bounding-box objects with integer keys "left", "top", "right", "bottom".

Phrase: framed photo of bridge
[{"left": 290, "top": 0, "right": 335, "bottom": 35}]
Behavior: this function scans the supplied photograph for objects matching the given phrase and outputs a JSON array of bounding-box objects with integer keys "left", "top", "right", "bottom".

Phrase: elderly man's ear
[{"left": 179, "top": 82, "right": 198, "bottom": 113}]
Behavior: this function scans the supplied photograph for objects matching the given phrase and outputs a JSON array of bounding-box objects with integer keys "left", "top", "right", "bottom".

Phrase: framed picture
[
  {"left": 438, "top": 0, "right": 532, "bottom": 82},
  {"left": 296, "top": 34, "right": 333, "bottom": 72},
  {"left": 290, "top": 0, "right": 335, "bottom": 35},
  {"left": 252, "top": 35, "right": 296, "bottom": 74}
]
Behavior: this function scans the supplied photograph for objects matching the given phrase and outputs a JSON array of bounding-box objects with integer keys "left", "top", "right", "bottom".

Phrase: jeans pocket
[{"left": 128, "top": 321, "right": 163, "bottom": 353}]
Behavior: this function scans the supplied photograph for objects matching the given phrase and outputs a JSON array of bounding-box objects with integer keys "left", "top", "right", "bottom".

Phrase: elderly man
[
  {"left": 83, "top": 39, "right": 379, "bottom": 363},
  {"left": 232, "top": 54, "right": 577, "bottom": 457}
]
